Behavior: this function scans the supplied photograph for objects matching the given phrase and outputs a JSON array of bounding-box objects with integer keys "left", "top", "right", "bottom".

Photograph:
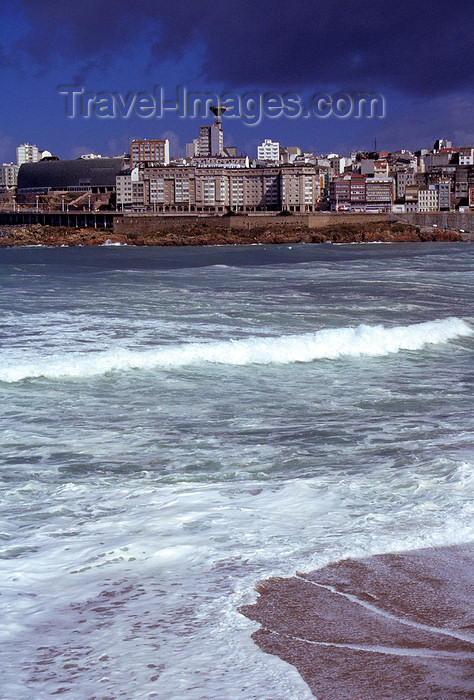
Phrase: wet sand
[{"left": 240, "top": 544, "right": 474, "bottom": 699}]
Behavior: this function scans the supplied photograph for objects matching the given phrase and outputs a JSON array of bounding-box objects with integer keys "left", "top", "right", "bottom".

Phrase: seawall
[
  {"left": 390, "top": 211, "right": 474, "bottom": 231},
  {"left": 0, "top": 212, "right": 469, "bottom": 246},
  {"left": 113, "top": 213, "right": 391, "bottom": 236}
]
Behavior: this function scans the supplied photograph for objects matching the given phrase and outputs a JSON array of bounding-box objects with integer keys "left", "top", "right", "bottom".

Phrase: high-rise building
[
  {"left": 257, "top": 139, "right": 280, "bottom": 162},
  {"left": 198, "top": 125, "right": 224, "bottom": 157},
  {"left": 17, "top": 143, "right": 40, "bottom": 166},
  {"left": 130, "top": 139, "right": 170, "bottom": 168},
  {"left": 186, "top": 139, "right": 199, "bottom": 159}
]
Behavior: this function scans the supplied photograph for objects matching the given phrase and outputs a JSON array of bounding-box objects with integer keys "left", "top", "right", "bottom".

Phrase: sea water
[{"left": 0, "top": 242, "right": 473, "bottom": 699}]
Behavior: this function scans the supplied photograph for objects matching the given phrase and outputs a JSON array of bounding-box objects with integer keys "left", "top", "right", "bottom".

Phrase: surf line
[
  {"left": 296, "top": 574, "right": 474, "bottom": 646},
  {"left": 259, "top": 627, "right": 474, "bottom": 660}
]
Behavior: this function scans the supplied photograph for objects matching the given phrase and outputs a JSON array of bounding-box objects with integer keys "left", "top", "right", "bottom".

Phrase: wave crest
[{"left": 1, "top": 318, "right": 471, "bottom": 382}]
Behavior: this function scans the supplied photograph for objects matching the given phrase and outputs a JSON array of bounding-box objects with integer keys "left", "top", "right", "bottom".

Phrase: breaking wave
[{"left": 1, "top": 317, "right": 471, "bottom": 383}]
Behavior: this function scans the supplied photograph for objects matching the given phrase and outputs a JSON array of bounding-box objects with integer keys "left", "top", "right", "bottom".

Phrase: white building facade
[
  {"left": 257, "top": 139, "right": 280, "bottom": 162},
  {"left": 0, "top": 162, "right": 19, "bottom": 188},
  {"left": 17, "top": 143, "right": 40, "bottom": 166}
]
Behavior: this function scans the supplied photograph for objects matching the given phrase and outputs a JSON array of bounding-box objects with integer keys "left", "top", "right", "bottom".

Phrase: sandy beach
[{"left": 240, "top": 544, "right": 474, "bottom": 699}]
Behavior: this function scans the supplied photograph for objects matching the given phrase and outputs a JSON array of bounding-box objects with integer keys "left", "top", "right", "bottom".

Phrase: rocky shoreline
[{"left": 0, "top": 221, "right": 465, "bottom": 247}]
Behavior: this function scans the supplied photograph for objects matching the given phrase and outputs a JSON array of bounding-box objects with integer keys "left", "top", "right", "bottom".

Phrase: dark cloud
[{"left": 10, "top": 0, "right": 474, "bottom": 96}]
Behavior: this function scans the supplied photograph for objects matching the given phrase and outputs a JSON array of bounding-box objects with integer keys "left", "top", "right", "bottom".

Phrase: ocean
[{"left": 1, "top": 242, "right": 473, "bottom": 699}]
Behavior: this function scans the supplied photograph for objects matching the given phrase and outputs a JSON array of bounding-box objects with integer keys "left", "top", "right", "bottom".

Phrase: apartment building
[
  {"left": 116, "top": 168, "right": 146, "bottom": 208},
  {"left": 328, "top": 155, "right": 346, "bottom": 179},
  {"left": 257, "top": 139, "right": 280, "bottom": 162},
  {"left": 130, "top": 139, "right": 170, "bottom": 168},
  {"left": 329, "top": 174, "right": 393, "bottom": 212},
  {"left": 198, "top": 125, "right": 224, "bottom": 157},
  {"left": 280, "top": 147, "right": 301, "bottom": 164},
  {"left": 280, "top": 165, "right": 321, "bottom": 212},
  {"left": 453, "top": 165, "right": 474, "bottom": 202},
  {"left": 329, "top": 177, "right": 351, "bottom": 210},
  {"left": 186, "top": 139, "right": 199, "bottom": 158},
  {"left": 418, "top": 185, "right": 439, "bottom": 212},
  {"left": 459, "top": 147, "right": 474, "bottom": 166},
  {"left": 117, "top": 165, "right": 284, "bottom": 213},
  {"left": 348, "top": 175, "right": 366, "bottom": 210},
  {"left": 365, "top": 177, "right": 394, "bottom": 212},
  {"left": 116, "top": 163, "right": 322, "bottom": 213},
  {"left": 228, "top": 169, "right": 281, "bottom": 211},
  {"left": 0, "top": 162, "right": 19, "bottom": 189},
  {"left": 438, "top": 180, "right": 451, "bottom": 210},
  {"left": 17, "top": 143, "right": 40, "bottom": 165},
  {"left": 373, "top": 160, "right": 389, "bottom": 177},
  {"left": 405, "top": 184, "right": 419, "bottom": 212},
  {"left": 186, "top": 155, "right": 249, "bottom": 169},
  {"left": 395, "top": 170, "right": 415, "bottom": 199}
]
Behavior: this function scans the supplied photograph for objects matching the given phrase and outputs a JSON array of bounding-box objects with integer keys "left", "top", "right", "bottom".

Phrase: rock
[{"left": 0, "top": 222, "right": 465, "bottom": 247}]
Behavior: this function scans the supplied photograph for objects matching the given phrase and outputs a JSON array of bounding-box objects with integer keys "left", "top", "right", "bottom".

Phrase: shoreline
[
  {"left": 240, "top": 543, "right": 474, "bottom": 699},
  {"left": 0, "top": 221, "right": 466, "bottom": 247}
]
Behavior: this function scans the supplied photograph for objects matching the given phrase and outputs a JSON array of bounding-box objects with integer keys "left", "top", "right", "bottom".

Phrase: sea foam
[{"left": 1, "top": 317, "right": 471, "bottom": 383}]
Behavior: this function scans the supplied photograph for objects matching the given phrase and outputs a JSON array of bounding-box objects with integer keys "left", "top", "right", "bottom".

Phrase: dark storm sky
[{"left": 0, "top": 0, "right": 472, "bottom": 161}]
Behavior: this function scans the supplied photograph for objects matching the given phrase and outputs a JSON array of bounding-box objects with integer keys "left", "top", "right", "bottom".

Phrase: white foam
[{"left": 1, "top": 317, "right": 471, "bottom": 382}]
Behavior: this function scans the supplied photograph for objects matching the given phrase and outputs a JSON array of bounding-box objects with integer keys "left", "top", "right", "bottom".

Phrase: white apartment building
[
  {"left": 418, "top": 185, "right": 439, "bottom": 212},
  {"left": 257, "top": 139, "right": 280, "bottom": 162},
  {"left": 116, "top": 168, "right": 145, "bottom": 208},
  {"left": 459, "top": 147, "right": 474, "bottom": 166},
  {"left": 17, "top": 143, "right": 40, "bottom": 165},
  {"left": 280, "top": 146, "right": 301, "bottom": 164},
  {"left": 0, "top": 162, "right": 19, "bottom": 188}
]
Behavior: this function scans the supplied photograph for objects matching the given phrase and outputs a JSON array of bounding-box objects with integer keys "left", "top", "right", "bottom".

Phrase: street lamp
[
  {"left": 61, "top": 195, "right": 65, "bottom": 212},
  {"left": 13, "top": 195, "right": 16, "bottom": 213},
  {"left": 36, "top": 195, "right": 39, "bottom": 212},
  {"left": 88, "top": 194, "right": 91, "bottom": 211}
]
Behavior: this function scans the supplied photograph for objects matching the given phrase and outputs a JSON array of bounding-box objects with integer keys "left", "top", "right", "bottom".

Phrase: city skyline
[
  {"left": 5, "top": 127, "right": 473, "bottom": 166},
  {"left": 0, "top": 0, "right": 473, "bottom": 164}
]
